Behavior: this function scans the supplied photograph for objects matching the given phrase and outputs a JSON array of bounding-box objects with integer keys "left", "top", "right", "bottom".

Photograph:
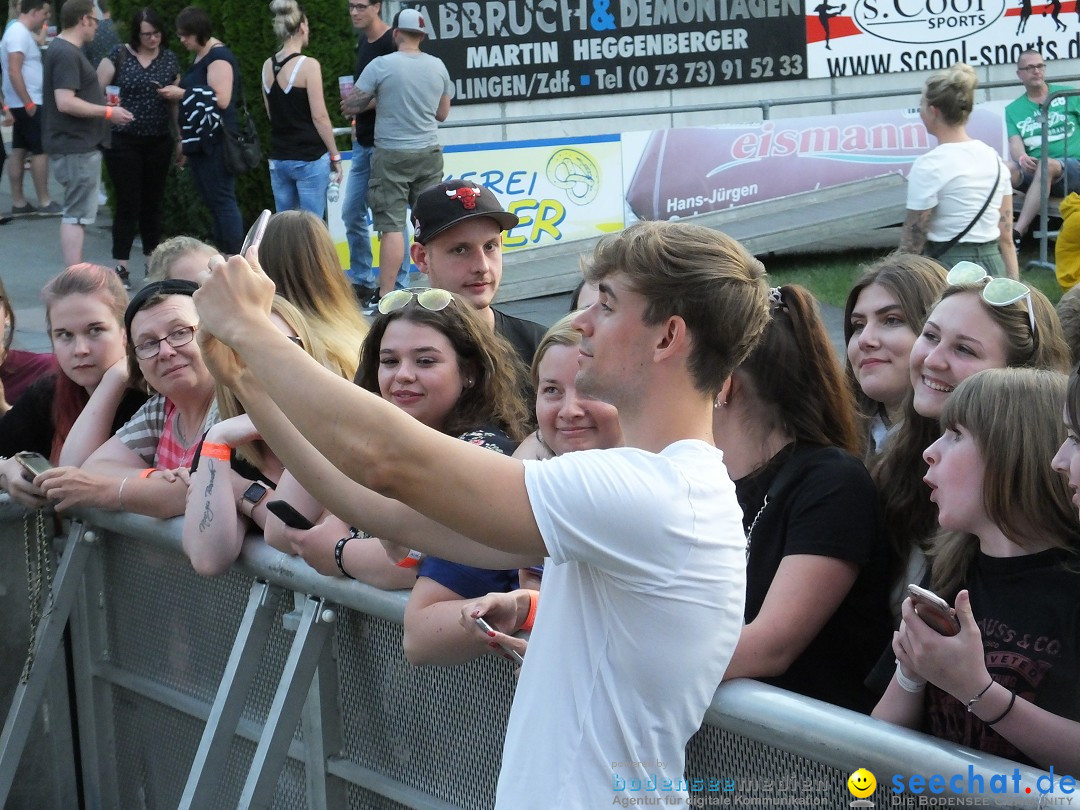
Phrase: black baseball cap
[{"left": 411, "top": 180, "right": 519, "bottom": 245}]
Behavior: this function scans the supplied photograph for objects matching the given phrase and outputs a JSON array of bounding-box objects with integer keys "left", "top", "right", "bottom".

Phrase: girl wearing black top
[
  {"left": 0, "top": 265, "right": 145, "bottom": 507},
  {"left": 159, "top": 6, "right": 243, "bottom": 254},
  {"left": 262, "top": 0, "right": 341, "bottom": 216},
  {"left": 713, "top": 284, "right": 892, "bottom": 713},
  {"left": 97, "top": 7, "right": 180, "bottom": 286}
]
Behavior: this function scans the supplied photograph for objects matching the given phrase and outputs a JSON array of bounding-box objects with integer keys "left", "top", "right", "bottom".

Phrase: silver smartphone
[
  {"left": 907, "top": 584, "right": 961, "bottom": 636},
  {"left": 475, "top": 616, "right": 525, "bottom": 665},
  {"left": 239, "top": 209, "right": 271, "bottom": 257}
]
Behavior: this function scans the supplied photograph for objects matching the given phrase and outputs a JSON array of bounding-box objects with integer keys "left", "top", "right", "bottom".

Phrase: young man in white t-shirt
[{"left": 193, "top": 220, "right": 771, "bottom": 809}]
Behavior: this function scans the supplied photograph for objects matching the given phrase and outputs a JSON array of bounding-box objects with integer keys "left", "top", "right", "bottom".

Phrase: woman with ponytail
[
  {"left": 262, "top": 0, "right": 342, "bottom": 215},
  {"left": 712, "top": 284, "right": 892, "bottom": 712}
]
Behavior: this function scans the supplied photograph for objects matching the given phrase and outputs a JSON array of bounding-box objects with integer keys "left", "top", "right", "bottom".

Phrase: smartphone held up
[{"left": 907, "top": 584, "right": 961, "bottom": 636}]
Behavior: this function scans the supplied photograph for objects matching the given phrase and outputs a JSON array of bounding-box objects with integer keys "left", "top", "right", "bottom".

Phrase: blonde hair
[
  {"left": 923, "top": 62, "right": 977, "bottom": 127},
  {"left": 258, "top": 211, "right": 369, "bottom": 378},
  {"left": 269, "top": 0, "right": 303, "bottom": 41},
  {"left": 529, "top": 314, "right": 580, "bottom": 393},
  {"left": 216, "top": 296, "right": 329, "bottom": 471},
  {"left": 930, "top": 368, "right": 1080, "bottom": 593},
  {"left": 146, "top": 236, "right": 217, "bottom": 281}
]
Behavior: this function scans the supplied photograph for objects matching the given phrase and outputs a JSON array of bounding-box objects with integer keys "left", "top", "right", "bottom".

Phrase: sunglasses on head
[
  {"left": 945, "top": 261, "right": 1036, "bottom": 337},
  {"left": 377, "top": 287, "right": 454, "bottom": 315}
]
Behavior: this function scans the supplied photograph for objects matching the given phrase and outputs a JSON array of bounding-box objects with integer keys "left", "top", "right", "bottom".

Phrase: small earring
[
  {"left": 714, "top": 397, "right": 727, "bottom": 409},
  {"left": 465, "top": 378, "right": 473, "bottom": 387}
]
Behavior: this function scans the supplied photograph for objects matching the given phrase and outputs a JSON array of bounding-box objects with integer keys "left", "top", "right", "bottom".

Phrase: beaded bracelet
[{"left": 335, "top": 527, "right": 361, "bottom": 579}]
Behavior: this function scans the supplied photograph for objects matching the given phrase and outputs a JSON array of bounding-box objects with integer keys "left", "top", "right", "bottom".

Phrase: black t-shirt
[
  {"left": 737, "top": 443, "right": 892, "bottom": 713},
  {"left": 492, "top": 308, "right": 546, "bottom": 370},
  {"left": 924, "top": 547, "right": 1080, "bottom": 764},
  {"left": 352, "top": 29, "right": 394, "bottom": 147},
  {"left": 0, "top": 374, "right": 147, "bottom": 458}
]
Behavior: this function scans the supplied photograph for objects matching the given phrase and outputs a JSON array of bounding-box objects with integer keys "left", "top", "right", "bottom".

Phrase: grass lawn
[{"left": 761, "top": 245, "right": 1064, "bottom": 309}]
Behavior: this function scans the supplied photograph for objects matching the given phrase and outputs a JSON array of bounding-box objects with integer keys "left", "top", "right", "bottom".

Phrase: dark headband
[{"left": 124, "top": 279, "right": 199, "bottom": 334}]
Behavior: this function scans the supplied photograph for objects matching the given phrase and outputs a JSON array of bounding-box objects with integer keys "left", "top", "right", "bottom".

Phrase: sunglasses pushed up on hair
[
  {"left": 377, "top": 287, "right": 454, "bottom": 316},
  {"left": 945, "top": 261, "right": 1036, "bottom": 337}
]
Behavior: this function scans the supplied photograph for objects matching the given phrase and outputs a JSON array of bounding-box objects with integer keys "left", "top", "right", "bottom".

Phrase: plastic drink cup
[
  {"left": 105, "top": 85, "right": 120, "bottom": 106},
  {"left": 338, "top": 75, "right": 354, "bottom": 100}
]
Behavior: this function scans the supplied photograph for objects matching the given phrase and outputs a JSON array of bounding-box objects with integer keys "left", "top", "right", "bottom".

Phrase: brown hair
[
  {"left": 737, "top": 284, "right": 860, "bottom": 455},
  {"left": 354, "top": 295, "right": 530, "bottom": 441},
  {"left": 582, "top": 221, "right": 770, "bottom": 394},
  {"left": 873, "top": 280, "right": 1071, "bottom": 588},
  {"left": 843, "top": 253, "right": 948, "bottom": 432},
  {"left": 930, "top": 368, "right": 1080, "bottom": 594}
]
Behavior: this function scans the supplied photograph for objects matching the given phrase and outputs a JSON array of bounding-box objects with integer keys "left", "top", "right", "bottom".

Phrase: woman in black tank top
[{"left": 262, "top": 0, "right": 343, "bottom": 216}]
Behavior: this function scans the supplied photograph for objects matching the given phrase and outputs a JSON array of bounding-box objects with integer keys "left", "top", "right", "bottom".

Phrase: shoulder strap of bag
[{"left": 926, "top": 162, "right": 1003, "bottom": 260}]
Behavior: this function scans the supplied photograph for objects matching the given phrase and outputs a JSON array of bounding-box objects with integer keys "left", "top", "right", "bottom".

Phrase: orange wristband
[
  {"left": 24, "top": 101, "right": 34, "bottom": 112},
  {"left": 104, "top": 105, "right": 113, "bottom": 120},
  {"left": 520, "top": 590, "right": 538, "bottom": 632},
  {"left": 138, "top": 467, "right": 157, "bottom": 479},
  {"left": 200, "top": 442, "right": 232, "bottom": 462},
  {"left": 395, "top": 549, "right": 423, "bottom": 568}
]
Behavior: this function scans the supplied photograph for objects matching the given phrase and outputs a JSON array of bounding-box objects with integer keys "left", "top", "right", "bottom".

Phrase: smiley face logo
[{"left": 848, "top": 768, "right": 877, "bottom": 799}]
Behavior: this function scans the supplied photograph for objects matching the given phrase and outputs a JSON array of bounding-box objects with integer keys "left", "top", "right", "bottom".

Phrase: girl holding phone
[
  {"left": 871, "top": 265, "right": 1070, "bottom": 614},
  {"left": 873, "top": 368, "right": 1080, "bottom": 774},
  {"left": 0, "top": 264, "right": 145, "bottom": 507}
]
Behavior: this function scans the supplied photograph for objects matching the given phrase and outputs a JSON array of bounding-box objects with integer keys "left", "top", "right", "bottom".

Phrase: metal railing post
[
  {"left": 0, "top": 519, "right": 93, "bottom": 805},
  {"left": 179, "top": 580, "right": 283, "bottom": 809},
  {"left": 238, "top": 593, "right": 337, "bottom": 808}
]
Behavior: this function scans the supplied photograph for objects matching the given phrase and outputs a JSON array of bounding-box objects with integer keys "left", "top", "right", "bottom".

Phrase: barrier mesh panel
[
  {"left": 336, "top": 609, "right": 517, "bottom": 808},
  {"left": 686, "top": 724, "right": 849, "bottom": 804}
]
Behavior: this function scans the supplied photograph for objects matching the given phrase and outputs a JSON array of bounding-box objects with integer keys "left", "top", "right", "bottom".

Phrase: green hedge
[{"left": 107, "top": 0, "right": 357, "bottom": 239}]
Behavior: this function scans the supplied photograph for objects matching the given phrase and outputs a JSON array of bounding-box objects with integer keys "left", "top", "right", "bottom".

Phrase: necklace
[{"left": 744, "top": 495, "right": 768, "bottom": 560}]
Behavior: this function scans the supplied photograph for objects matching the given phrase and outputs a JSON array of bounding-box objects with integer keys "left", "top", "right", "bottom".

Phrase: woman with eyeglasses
[
  {"left": 874, "top": 368, "right": 1080, "bottom": 775},
  {"left": 261, "top": 0, "right": 342, "bottom": 216},
  {"left": 260, "top": 288, "right": 530, "bottom": 607},
  {"left": 899, "top": 63, "right": 1018, "bottom": 279},
  {"left": 37, "top": 280, "right": 217, "bottom": 518},
  {"left": 872, "top": 264, "right": 1070, "bottom": 615},
  {"left": 181, "top": 297, "right": 327, "bottom": 576},
  {"left": 96, "top": 7, "right": 181, "bottom": 287},
  {"left": 0, "top": 265, "right": 146, "bottom": 507}
]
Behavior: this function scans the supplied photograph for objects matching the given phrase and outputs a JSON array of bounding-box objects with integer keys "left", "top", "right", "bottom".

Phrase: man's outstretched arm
[{"left": 193, "top": 254, "right": 545, "bottom": 557}]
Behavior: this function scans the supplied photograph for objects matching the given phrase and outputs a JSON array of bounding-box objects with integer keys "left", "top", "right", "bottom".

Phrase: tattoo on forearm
[{"left": 199, "top": 465, "right": 216, "bottom": 533}]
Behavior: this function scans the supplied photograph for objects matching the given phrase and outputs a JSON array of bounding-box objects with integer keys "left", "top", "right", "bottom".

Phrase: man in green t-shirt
[{"left": 1006, "top": 49, "right": 1080, "bottom": 243}]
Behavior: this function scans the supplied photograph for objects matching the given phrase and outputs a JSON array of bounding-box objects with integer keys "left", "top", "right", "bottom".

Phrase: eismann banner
[
  {"left": 807, "top": 0, "right": 1080, "bottom": 79},
  {"left": 405, "top": 0, "right": 806, "bottom": 104}
]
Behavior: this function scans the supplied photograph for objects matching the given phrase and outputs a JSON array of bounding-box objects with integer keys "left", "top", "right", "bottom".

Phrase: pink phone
[{"left": 907, "top": 584, "right": 961, "bottom": 636}]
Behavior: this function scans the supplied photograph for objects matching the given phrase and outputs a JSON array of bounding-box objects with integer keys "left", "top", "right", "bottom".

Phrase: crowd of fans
[{"left": 1, "top": 4, "right": 1079, "bottom": 801}]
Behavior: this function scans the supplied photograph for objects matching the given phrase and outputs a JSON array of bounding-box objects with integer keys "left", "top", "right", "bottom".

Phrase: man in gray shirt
[
  {"left": 43, "top": 0, "right": 131, "bottom": 265},
  {"left": 347, "top": 8, "right": 452, "bottom": 311}
]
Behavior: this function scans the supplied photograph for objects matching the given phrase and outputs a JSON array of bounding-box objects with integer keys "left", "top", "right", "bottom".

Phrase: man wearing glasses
[
  {"left": 42, "top": 0, "right": 132, "bottom": 265},
  {"left": 339, "top": 0, "right": 402, "bottom": 306},
  {"left": 1006, "top": 49, "right": 1080, "bottom": 247}
]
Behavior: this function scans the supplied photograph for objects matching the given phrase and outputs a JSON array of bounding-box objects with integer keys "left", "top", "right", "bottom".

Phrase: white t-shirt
[
  {"left": 500, "top": 440, "right": 746, "bottom": 809},
  {"left": 906, "top": 139, "right": 1010, "bottom": 244},
  {"left": 0, "top": 21, "right": 43, "bottom": 106}
]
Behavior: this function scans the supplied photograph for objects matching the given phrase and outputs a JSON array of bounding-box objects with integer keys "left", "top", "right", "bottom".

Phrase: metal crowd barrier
[{"left": 0, "top": 500, "right": 1064, "bottom": 809}]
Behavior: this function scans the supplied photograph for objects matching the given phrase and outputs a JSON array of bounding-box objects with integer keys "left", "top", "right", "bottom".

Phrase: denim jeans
[
  {"left": 269, "top": 154, "right": 330, "bottom": 217},
  {"left": 342, "top": 140, "right": 409, "bottom": 288},
  {"left": 187, "top": 139, "right": 243, "bottom": 255}
]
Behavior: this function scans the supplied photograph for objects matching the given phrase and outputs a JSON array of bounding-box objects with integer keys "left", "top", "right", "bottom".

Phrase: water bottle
[{"left": 327, "top": 180, "right": 340, "bottom": 204}]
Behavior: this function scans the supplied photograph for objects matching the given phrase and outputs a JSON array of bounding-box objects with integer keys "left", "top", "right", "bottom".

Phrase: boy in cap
[{"left": 411, "top": 179, "right": 545, "bottom": 368}]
